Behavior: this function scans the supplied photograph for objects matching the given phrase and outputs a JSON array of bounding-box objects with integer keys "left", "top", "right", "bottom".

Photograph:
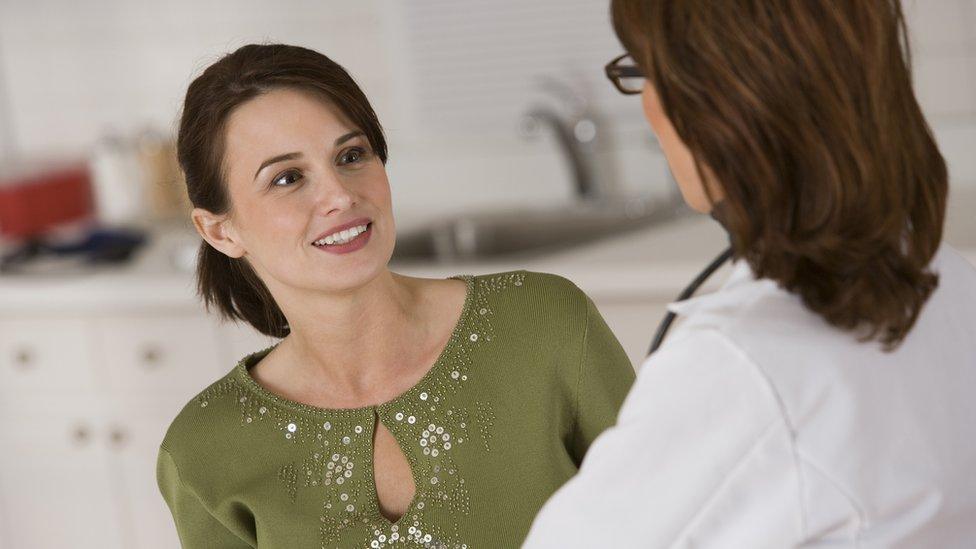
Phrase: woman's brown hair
[
  {"left": 612, "top": 0, "right": 947, "bottom": 349},
  {"left": 177, "top": 43, "right": 388, "bottom": 338}
]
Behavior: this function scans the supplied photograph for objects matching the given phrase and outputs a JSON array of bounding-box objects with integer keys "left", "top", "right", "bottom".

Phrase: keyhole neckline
[{"left": 367, "top": 409, "right": 422, "bottom": 528}]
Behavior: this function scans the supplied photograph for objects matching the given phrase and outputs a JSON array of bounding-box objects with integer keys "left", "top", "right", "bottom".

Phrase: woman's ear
[{"left": 191, "top": 208, "right": 246, "bottom": 258}]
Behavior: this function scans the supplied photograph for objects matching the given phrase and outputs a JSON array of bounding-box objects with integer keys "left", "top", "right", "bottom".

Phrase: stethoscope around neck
[{"left": 647, "top": 246, "right": 734, "bottom": 356}]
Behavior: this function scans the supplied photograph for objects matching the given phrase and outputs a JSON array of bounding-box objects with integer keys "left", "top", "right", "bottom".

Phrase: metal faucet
[
  {"left": 519, "top": 76, "right": 613, "bottom": 201},
  {"left": 520, "top": 107, "right": 600, "bottom": 200}
]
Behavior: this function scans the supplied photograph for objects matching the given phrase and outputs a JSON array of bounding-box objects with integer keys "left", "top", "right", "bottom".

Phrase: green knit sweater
[{"left": 157, "top": 271, "right": 635, "bottom": 548}]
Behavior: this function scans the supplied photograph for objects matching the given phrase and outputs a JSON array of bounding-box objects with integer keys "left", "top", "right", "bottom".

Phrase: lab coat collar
[{"left": 666, "top": 258, "right": 773, "bottom": 317}]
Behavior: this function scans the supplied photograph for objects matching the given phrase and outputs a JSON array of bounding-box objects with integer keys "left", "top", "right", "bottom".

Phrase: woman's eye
[
  {"left": 338, "top": 147, "right": 368, "bottom": 166},
  {"left": 271, "top": 169, "right": 302, "bottom": 187}
]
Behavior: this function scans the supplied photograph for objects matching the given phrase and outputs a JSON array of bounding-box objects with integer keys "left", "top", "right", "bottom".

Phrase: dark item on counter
[{"left": 0, "top": 227, "right": 148, "bottom": 274}]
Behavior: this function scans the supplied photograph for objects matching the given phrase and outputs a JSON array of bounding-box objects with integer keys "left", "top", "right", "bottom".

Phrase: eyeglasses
[{"left": 605, "top": 53, "right": 645, "bottom": 95}]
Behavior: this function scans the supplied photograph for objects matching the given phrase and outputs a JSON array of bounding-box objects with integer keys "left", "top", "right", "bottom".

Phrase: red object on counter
[{"left": 0, "top": 165, "right": 94, "bottom": 239}]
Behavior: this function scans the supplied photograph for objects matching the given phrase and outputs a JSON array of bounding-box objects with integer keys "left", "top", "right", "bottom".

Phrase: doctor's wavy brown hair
[
  {"left": 178, "top": 44, "right": 388, "bottom": 338},
  {"left": 612, "top": 0, "right": 947, "bottom": 349}
]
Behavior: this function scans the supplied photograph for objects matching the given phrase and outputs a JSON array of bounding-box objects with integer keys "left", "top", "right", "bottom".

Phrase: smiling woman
[
  {"left": 156, "top": 44, "right": 635, "bottom": 549},
  {"left": 177, "top": 45, "right": 392, "bottom": 338}
]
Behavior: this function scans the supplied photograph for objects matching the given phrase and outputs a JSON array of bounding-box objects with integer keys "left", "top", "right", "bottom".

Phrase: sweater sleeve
[
  {"left": 569, "top": 296, "right": 636, "bottom": 464},
  {"left": 157, "top": 446, "right": 254, "bottom": 548}
]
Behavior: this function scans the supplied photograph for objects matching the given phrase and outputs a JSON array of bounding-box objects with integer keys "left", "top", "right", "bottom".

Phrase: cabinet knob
[
  {"left": 13, "top": 347, "right": 34, "bottom": 370},
  {"left": 108, "top": 427, "right": 128, "bottom": 449},
  {"left": 70, "top": 424, "right": 91, "bottom": 446},
  {"left": 141, "top": 345, "right": 163, "bottom": 369}
]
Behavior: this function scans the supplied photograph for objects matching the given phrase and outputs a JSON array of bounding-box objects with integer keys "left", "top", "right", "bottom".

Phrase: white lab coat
[{"left": 523, "top": 244, "right": 976, "bottom": 548}]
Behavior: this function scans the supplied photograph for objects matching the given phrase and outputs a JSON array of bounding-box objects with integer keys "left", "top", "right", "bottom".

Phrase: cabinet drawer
[
  {"left": 0, "top": 401, "right": 126, "bottom": 549},
  {"left": 0, "top": 317, "right": 100, "bottom": 398},
  {"left": 109, "top": 407, "right": 183, "bottom": 549},
  {"left": 95, "top": 314, "right": 225, "bottom": 404}
]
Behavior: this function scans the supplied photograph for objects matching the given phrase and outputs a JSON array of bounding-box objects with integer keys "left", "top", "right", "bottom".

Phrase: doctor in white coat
[{"left": 523, "top": 0, "right": 976, "bottom": 547}]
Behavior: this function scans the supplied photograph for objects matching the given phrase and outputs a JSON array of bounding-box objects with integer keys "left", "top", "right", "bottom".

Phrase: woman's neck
[{"left": 270, "top": 270, "right": 434, "bottom": 403}]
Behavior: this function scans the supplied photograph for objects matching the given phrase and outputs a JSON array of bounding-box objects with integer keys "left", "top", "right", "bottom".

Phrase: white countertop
[
  {"left": 392, "top": 213, "right": 733, "bottom": 300},
  {"left": 2, "top": 188, "right": 973, "bottom": 314},
  {"left": 396, "top": 185, "right": 976, "bottom": 300}
]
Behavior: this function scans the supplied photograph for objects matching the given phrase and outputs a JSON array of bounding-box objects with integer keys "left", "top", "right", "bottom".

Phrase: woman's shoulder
[
  {"left": 159, "top": 352, "right": 265, "bottom": 465},
  {"left": 466, "top": 270, "right": 594, "bottom": 340},
  {"left": 469, "top": 270, "right": 589, "bottom": 308}
]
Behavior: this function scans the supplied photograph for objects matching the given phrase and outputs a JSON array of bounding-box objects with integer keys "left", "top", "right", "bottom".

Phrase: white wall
[
  {"left": 0, "top": 0, "right": 972, "bottom": 225},
  {"left": 0, "top": 0, "right": 394, "bottom": 153},
  {"left": 904, "top": 0, "right": 976, "bottom": 186}
]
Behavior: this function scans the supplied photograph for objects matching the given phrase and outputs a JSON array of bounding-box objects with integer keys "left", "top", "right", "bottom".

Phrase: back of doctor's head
[{"left": 612, "top": 0, "right": 947, "bottom": 350}]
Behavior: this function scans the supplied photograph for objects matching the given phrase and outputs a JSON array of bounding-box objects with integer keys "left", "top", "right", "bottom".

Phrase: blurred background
[{"left": 0, "top": 1, "right": 973, "bottom": 547}]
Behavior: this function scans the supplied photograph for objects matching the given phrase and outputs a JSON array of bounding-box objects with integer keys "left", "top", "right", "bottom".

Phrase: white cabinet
[
  {"left": 0, "top": 318, "right": 101, "bottom": 397},
  {"left": 0, "top": 318, "right": 118, "bottom": 549},
  {"left": 92, "top": 313, "right": 230, "bottom": 549},
  {"left": 110, "top": 407, "right": 184, "bottom": 549},
  {"left": 0, "top": 398, "right": 126, "bottom": 549},
  {"left": 219, "top": 318, "right": 279, "bottom": 367},
  {"left": 94, "top": 314, "right": 226, "bottom": 407},
  {"left": 0, "top": 310, "right": 274, "bottom": 549}
]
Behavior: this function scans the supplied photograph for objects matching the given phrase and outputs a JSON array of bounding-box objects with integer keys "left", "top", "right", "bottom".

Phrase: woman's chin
[{"left": 311, "top": 254, "right": 393, "bottom": 294}]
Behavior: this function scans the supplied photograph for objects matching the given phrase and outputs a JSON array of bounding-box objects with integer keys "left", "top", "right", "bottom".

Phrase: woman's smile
[{"left": 311, "top": 220, "right": 373, "bottom": 255}]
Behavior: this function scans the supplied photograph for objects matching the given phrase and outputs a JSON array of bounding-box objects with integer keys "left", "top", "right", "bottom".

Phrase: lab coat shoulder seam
[
  {"left": 794, "top": 448, "right": 869, "bottom": 540},
  {"left": 707, "top": 328, "right": 810, "bottom": 539},
  {"left": 669, "top": 413, "right": 798, "bottom": 544}
]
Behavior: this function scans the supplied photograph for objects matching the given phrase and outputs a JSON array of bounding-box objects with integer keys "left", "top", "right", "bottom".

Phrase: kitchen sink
[
  {"left": 390, "top": 91, "right": 690, "bottom": 263},
  {"left": 391, "top": 196, "right": 688, "bottom": 262}
]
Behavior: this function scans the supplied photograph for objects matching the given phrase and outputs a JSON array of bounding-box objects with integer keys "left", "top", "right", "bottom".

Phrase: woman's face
[
  {"left": 640, "top": 81, "right": 721, "bottom": 213},
  {"left": 196, "top": 87, "right": 395, "bottom": 295}
]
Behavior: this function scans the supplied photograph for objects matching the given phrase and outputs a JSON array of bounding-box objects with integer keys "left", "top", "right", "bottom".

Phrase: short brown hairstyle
[
  {"left": 612, "top": 0, "right": 947, "bottom": 349},
  {"left": 177, "top": 43, "right": 388, "bottom": 338}
]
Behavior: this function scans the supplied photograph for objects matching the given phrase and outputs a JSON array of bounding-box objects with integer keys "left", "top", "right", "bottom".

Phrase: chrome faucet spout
[{"left": 521, "top": 108, "right": 598, "bottom": 200}]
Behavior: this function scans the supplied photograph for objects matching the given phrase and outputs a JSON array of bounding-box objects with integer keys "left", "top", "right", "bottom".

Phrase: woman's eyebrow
[
  {"left": 251, "top": 132, "right": 365, "bottom": 181},
  {"left": 253, "top": 152, "right": 302, "bottom": 181},
  {"left": 334, "top": 130, "right": 364, "bottom": 146}
]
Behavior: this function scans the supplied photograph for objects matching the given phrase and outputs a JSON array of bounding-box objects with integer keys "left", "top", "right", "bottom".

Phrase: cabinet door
[
  {"left": 95, "top": 313, "right": 245, "bottom": 548},
  {"left": 0, "top": 400, "right": 125, "bottom": 549},
  {"left": 0, "top": 318, "right": 100, "bottom": 399},
  {"left": 95, "top": 314, "right": 226, "bottom": 410},
  {"left": 218, "top": 318, "right": 279, "bottom": 366},
  {"left": 106, "top": 406, "right": 181, "bottom": 549}
]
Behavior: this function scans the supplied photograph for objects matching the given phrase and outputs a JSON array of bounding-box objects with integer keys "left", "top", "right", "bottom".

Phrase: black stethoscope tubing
[{"left": 647, "top": 246, "right": 734, "bottom": 356}]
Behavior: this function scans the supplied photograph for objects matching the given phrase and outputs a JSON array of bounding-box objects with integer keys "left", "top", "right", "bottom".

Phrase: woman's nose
[{"left": 313, "top": 175, "right": 356, "bottom": 215}]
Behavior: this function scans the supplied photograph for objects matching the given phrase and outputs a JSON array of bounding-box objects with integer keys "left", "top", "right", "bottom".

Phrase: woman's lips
[
  {"left": 313, "top": 223, "right": 372, "bottom": 255},
  {"left": 310, "top": 217, "right": 373, "bottom": 245}
]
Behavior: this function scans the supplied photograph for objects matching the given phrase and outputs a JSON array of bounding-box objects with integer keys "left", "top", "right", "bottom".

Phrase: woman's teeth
[{"left": 313, "top": 224, "right": 368, "bottom": 246}]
